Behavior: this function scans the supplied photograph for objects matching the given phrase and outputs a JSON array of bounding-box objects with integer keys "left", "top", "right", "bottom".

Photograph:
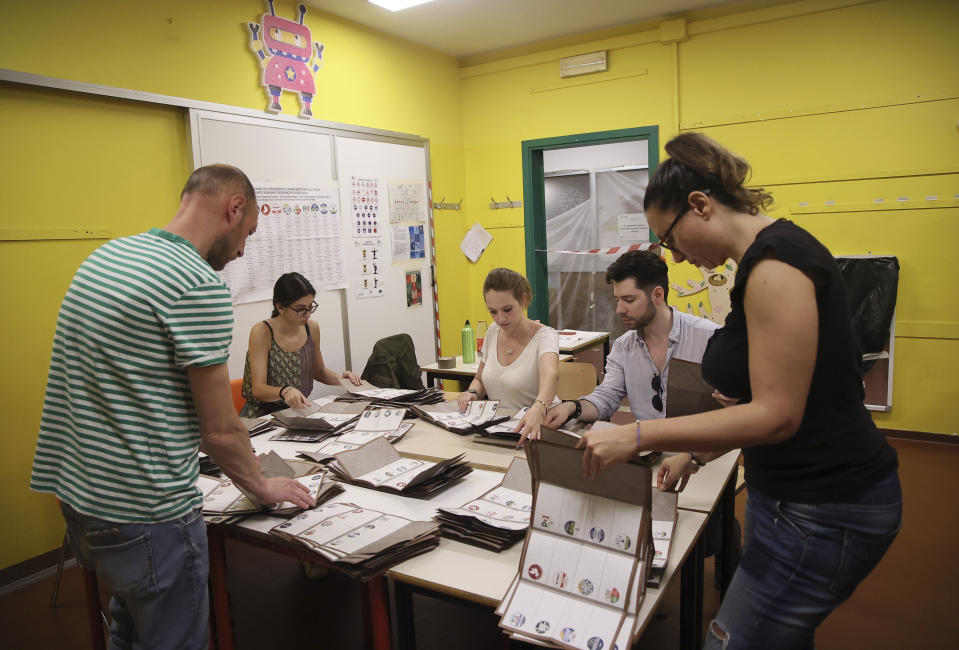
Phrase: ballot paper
[
  {"left": 665, "top": 358, "right": 722, "bottom": 418},
  {"left": 412, "top": 400, "right": 510, "bottom": 434}
]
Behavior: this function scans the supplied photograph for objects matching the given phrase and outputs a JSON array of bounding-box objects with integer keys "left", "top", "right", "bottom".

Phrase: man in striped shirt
[{"left": 31, "top": 164, "right": 313, "bottom": 649}]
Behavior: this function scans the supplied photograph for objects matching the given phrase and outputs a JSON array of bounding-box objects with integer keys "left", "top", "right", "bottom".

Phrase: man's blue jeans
[
  {"left": 705, "top": 471, "right": 902, "bottom": 649},
  {"left": 60, "top": 502, "right": 209, "bottom": 650}
]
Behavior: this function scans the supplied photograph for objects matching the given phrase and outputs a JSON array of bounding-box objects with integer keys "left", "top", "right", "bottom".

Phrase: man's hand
[
  {"left": 544, "top": 401, "right": 575, "bottom": 428},
  {"left": 657, "top": 454, "right": 699, "bottom": 492},
  {"left": 576, "top": 424, "right": 639, "bottom": 479},
  {"left": 252, "top": 476, "right": 315, "bottom": 509}
]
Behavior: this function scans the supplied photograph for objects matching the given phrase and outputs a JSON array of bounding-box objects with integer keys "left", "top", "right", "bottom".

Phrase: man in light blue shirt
[{"left": 545, "top": 250, "right": 719, "bottom": 428}]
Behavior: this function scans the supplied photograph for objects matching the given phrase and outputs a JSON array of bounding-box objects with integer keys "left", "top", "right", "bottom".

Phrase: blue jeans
[
  {"left": 705, "top": 471, "right": 902, "bottom": 650},
  {"left": 61, "top": 503, "right": 209, "bottom": 650}
]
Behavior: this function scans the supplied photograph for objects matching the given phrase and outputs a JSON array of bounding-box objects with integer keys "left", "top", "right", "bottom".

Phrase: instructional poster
[
  {"left": 388, "top": 181, "right": 426, "bottom": 224},
  {"left": 218, "top": 184, "right": 346, "bottom": 303},
  {"left": 350, "top": 176, "right": 381, "bottom": 238},
  {"left": 352, "top": 238, "right": 385, "bottom": 299},
  {"left": 405, "top": 270, "right": 423, "bottom": 308}
]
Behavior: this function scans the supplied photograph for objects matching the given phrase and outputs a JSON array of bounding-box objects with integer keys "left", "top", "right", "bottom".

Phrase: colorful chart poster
[
  {"left": 406, "top": 270, "right": 423, "bottom": 308},
  {"left": 409, "top": 225, "right": 426, "bottom": 259},
  {"left": 351, "top": 176, "right": 381, "bottom": 238}
]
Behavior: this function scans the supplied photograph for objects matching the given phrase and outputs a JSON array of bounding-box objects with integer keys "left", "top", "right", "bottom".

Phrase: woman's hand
[
  {"left": 515, "top": 404, "right": 547, "bottom": 446},
  {"left": 282, "top": 387, "right": 311, "bottom": 409},
  {"left": 657, "top": 453, "right": 700, "bottom": 492},
  {"left": 457, "top": 390, "right": 478, "bottom": 413},
  {"left": 712, "top": 390, "right": 740, "bottom": 408},
  {"left": 342, "top": 371, "right": 362, "bottom": 386},
  {"left": 576, "top": 424, "right": 639, "bottom": 479}
]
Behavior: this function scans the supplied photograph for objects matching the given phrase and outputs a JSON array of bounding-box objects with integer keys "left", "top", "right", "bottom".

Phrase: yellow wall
[
  {"left": 0, "top": 0, "right": 466, "bottom": 569},
  {"left": 1, "top": 0, "right": 956, "bottom": 569},
  {"left": 458, "top": 0, "right": 959, "bottom": 437}
]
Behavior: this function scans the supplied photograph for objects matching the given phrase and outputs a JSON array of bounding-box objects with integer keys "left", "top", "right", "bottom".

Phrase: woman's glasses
[
  {"left": 651, "top": 374, "right": 664, "bottom": 412},
  {"left": 289, "top": 301, "right": 318, "bottom": 316}
]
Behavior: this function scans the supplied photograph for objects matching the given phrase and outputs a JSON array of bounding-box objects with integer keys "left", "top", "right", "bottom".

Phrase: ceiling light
[{"left": 369, "top": 0, "right": 435, "bottom": 11}]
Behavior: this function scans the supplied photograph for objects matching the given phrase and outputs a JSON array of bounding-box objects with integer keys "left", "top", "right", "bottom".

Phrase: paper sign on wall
[
  {"left": 352, "top": 238, "right": 384, "bottom": 299},
  {"left": 617, "top": 213, "right": 649, "bottom": 242},
  {"left": 388, "top": 181, "right": 426, "bottom": 224},
  {"left": 350, "top": 176, "right": 381, "bottom": 238},
  {"left": 406, "top": 270, "right": 423, "bottom": 308}
]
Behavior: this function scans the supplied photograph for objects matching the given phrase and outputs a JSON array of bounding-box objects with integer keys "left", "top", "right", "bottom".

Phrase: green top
[{"left": 30, "top": 229, "right": 234, "bottom": 523}]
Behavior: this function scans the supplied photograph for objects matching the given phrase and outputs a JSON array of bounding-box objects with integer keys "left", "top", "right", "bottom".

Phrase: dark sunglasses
[{"left": 651, "top": 374, "right": 664, "bottom": 412}]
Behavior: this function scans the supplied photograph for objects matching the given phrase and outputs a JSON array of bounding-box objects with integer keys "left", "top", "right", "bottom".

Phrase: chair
[
  {"left": 51, "top": 499, "right": 107, "bottom": 649},
  {"left": 557, "top": 362, "right": 598, "bottom": 400},
  {"left": 361, "top": 333, "right": 425, "bottom": 390},
  {"left": 230, "top": 378, "right": 245, "bottom": 414}
]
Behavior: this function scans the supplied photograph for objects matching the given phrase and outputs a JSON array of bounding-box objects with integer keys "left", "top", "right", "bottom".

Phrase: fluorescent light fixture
[{"left": 369, "top": 0, "right": 435, "bottom": 11}]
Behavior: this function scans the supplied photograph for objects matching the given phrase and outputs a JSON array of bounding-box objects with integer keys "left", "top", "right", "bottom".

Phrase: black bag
[{"left": 361, "top": 333, "right": 426, "bottom": 390}]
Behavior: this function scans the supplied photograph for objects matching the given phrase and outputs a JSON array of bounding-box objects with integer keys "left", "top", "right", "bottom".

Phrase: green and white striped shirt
[{"left": 30, "top": 229, "right": 234, "bottom": 523}]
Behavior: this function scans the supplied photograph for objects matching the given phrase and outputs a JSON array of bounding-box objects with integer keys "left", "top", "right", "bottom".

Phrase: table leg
[
  {"left": 718, "top": 469, "right": 737, "bottom": 599},
  {"left": 390, "top": 579, "right": 416, "bottom": 650},
  {"left": 360, "top": 575, "right": 392, "bottom": 650},
  {"left": 426, "top": 371, "right": 438, "bottom": 388},
  {"left": 680, "top": 534, "right": 705, "bottom": 650},
  {"left": 207, "top": 525, "right": 235, "bottom": 650}
]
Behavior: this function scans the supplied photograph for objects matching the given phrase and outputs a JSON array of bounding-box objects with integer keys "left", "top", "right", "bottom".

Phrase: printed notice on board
[
  {"left": 218, "top": 184, "right": 346, "bottom": 304},
  {"left": 351, "top": 238, "right": 385, "bottom": 299},
  {"left": 617, "top": 213, "right": 649, "bottom": 242},
  {"left": 350, "top": 177, "right": 381, "bottom": 238},
  {"left": 388, "top": 181, "right": 426, "bottom": 224},
  {"left": 460, "top": 223, "right": 493, "bottom": 263}
]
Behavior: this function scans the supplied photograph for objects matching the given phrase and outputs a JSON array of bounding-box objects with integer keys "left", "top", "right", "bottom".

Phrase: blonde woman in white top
[{"left": 458, "top": 268, "right": 559, "bottom": 442}]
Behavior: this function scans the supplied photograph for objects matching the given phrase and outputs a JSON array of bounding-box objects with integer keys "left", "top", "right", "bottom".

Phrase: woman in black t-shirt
[{"left": 578, "top": 133, "right": 901, "bottom": 649}]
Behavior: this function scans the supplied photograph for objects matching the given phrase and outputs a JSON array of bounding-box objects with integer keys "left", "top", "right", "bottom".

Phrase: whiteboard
[
  {"left": 188, "top": 110, "right": 437, "bottom": 389},
  {"left": 334, "top": 136, "right": 436, "bottom": 371},
  {"left": 189, "top": 110, "right": 346, "bottom": 384}
]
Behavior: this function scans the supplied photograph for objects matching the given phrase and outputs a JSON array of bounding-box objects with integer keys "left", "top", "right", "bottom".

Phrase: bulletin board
[{"left": 188, "top": 109, "right": 437, "bottom": 385}]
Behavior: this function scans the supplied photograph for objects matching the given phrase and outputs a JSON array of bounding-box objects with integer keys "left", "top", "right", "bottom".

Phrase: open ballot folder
[
  {"left": 664, "top": 358, "right": 722, "bottom": 418},
  {"left": 326, "top": 436, "right": 472, "bottom": 496},
  {"left": 296, "top": 407, "right": 415, "bottom": 462},
  {"left": 411, "top": 400, "right": 512, "bottom": 434},
  {"left": 496, "top": 436, "right": 658, "bottom": 650},
  {"left": 198, "top": 450, "right": 343, "bottom": 522},
  {"left": 268, "top": 401, "right": 371, "bottom": 443},
  {"left": 270, "top": 501, "right": 441, "bottom": 581},
  {"left": 336, "top": 378, "right": 445, "bottom": 406},
  {"left": 435, "top": 457, "right": 533, "bottom": 551}
]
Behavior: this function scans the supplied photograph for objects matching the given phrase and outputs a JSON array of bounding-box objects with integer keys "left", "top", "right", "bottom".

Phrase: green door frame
[{"left": 521, "top": 126, "right": 659, "bottom": 323}]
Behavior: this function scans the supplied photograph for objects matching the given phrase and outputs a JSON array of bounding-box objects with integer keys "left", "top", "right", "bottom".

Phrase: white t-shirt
[{"left": 479, "top": 322, "right": 560, "bottom": 409}]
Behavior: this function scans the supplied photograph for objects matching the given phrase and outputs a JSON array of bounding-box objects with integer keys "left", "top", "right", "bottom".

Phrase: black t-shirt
[{"left": 702, "top": 219, "right": 897, "bottom": 503}]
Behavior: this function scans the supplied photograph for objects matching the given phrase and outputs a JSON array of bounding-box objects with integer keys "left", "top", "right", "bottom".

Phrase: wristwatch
[
  {"left": 563, "top": 399, "right": 582, "bottom": 421},
  {"left": 688, "top": 452, "right": 706, "bottom": 467}
]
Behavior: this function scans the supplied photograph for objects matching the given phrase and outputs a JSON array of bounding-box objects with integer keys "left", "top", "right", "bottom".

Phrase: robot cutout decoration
[{"left": 248, "top": 1, "right": 324, "bottom": 118}]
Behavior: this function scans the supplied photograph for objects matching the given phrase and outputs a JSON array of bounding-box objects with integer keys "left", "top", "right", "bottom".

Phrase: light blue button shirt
[{"left": 582, "top": 307, "right": 719, "bottom": 422}]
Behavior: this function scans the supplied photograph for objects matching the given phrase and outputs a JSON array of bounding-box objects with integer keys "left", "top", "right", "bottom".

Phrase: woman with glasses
[
  {"left": 239, "top": 272, "right": 361, "bottom": 417},
  {"left": 577, "top": 133, "right": 901, "bottom": 649}
]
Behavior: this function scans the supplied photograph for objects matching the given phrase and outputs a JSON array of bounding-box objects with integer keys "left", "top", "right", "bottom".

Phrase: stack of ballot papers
[
  {"left": 296, "top": 407, "right": 415, "bottom": 462},
  {"left": 336, "top": 378, "right": 445, "bottom": 406},
  {"left": 198, "top": 472, "right": 340, "bottom": 522},
  {"left": 435, "top": 457, "right": 532, "bottom": 551},
  {"left": 496, "top": 437, "right": 654, "bottom": 649},
  {"left": 648, "top": 481, "right": 679, "bottom": 587},
  {"left": 239, "top": 416, "right": 277, "bottom": 437},
  {"left": 269, "top": 401, "right": 369, "bottom": 443},
  {"left": 326, "top": 436, "right": 472, "bottom": 496},
  {"left": 411, "top": 400, "right": 511, "bottom": 434},
  {"left": 270, "top": 501, "right": 441, "bottom": 580},
  {"left": 474, "top": 407, "right": 529, "bottom": 442}
]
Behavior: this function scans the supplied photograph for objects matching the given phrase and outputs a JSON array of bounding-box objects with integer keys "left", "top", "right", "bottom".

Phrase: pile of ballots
[
  {"left": 269, "top": 400, "right": 370, "bottom": 443},
  {"left": 200, "top": 416, "right": 282, "bottom": 476},
  {"left": 270, "top": 501, "right": 441, "bottom": 580},
  {"left": 435, "top": 457, "right": 532, "bottom": 551},
  {"left": 336, "top": 378, "right": 445, "bottom": 407},
  {"left": 326, "top": 436, "right": 472, "bottom": 497},
  {"left": 411, "top": 400, "right": 512, "bottom": 435}
]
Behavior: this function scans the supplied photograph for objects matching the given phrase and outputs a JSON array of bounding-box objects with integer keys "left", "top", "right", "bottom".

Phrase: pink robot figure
[{"left": 249, "top": 1, "right": 324, "bottom": 118}]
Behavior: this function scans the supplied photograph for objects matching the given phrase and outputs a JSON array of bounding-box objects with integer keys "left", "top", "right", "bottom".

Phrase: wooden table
[{"left": 420, "top": 353, "right": 572, "bottom": 387}]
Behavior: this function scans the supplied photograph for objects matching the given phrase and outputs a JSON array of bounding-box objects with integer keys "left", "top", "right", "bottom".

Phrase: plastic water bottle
[{"left": 461, "top": 320, "right": 476, "bottom": 364}]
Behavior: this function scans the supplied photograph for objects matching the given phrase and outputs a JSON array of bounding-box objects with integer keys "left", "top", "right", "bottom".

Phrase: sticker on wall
[
  {"left": 248, "top": 1, "right": 325, "bottom": 119},
  {"left": 353, "top": 238, "right": 384, "bottom": 299}
]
